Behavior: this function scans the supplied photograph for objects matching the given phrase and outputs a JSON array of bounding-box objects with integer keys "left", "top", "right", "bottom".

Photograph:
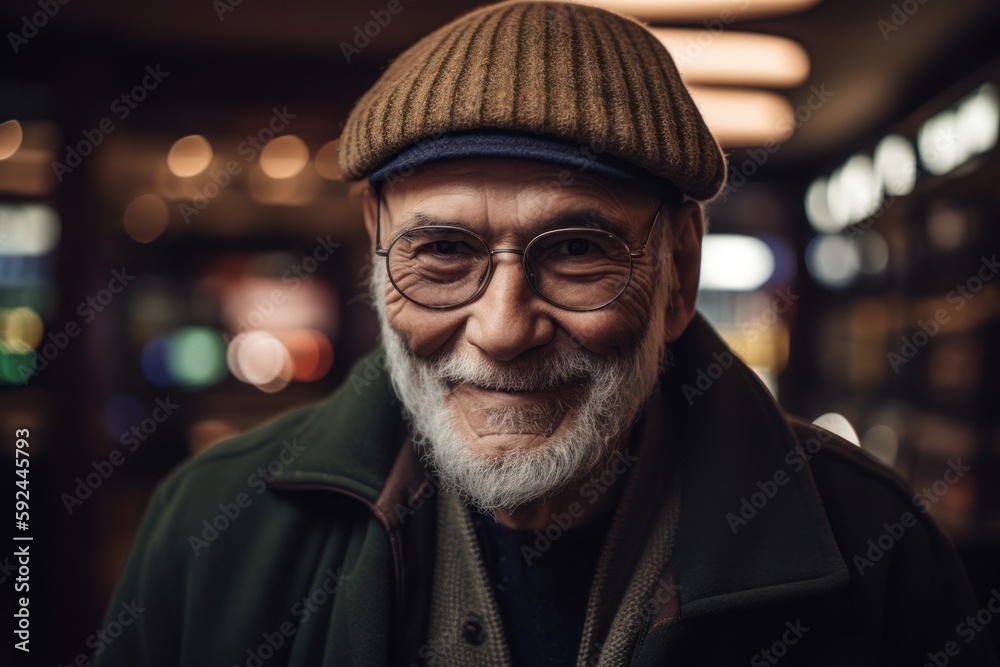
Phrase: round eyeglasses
[{"left": 374, "top": 195, "right": 664, "bottom": 312}]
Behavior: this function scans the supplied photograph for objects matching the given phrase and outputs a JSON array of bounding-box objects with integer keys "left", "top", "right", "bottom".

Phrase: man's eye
[
  {"left": 432, "top": 241, "right": 461, "bottom": 254},
  {"left": 561, "top": 239, "right": 593, "bottom": 256}
]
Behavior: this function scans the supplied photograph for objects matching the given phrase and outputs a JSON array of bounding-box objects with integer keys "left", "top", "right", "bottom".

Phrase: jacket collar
[
  {"left": 267, "top": 313, "right": 849, "bottom": 615},
  {"left": 265, "top": 349, "right": 410, "bottom": 503},
  {"left": 664, "top": 314, "right": 849, "bottom": 617}
]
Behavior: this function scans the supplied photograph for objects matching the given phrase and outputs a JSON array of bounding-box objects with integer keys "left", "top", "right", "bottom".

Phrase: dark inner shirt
[{"left": 470, "top": 504, "right": 617, "bottom": 667}]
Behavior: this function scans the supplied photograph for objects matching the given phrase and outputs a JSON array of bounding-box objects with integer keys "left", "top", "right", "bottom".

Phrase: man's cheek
[
  {"left": 387, "top": 304, "right": 466, "bottom": 357},
  {"left": 561, "top": 311, "right": 646, "bottom": 355},
  {"left": 572, "top": 277, "right": 655, "bottom": 343}
]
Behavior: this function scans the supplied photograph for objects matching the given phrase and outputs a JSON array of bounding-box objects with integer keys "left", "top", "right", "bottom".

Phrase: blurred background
[{"left": 0, "top": 0, "right": 998, "bottom": 662}]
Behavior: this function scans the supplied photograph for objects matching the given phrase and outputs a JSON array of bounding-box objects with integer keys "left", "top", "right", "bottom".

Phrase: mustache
[{"left": 425, "top": 343, "right": 603, "bottom": 393}]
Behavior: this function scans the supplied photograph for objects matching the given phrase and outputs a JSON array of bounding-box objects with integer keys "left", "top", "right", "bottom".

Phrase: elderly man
[{"left": 98, "top": 2, "right": 997, "bottom": 666}]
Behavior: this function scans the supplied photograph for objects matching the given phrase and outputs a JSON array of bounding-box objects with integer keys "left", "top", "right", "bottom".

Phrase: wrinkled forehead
[{"left": 378, "top": 157, "right": 660, "bottom": 229}]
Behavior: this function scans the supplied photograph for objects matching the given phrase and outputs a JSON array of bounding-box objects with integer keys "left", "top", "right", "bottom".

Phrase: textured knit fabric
[
  {"left": 583, "top": 474, "right": 680, "bottom": 666},
  {"left": 426, "top": 487, "right": 512, "bottom": 667},
  {"left": 338, "top": 0, "right": 727, "bottom": 201}
]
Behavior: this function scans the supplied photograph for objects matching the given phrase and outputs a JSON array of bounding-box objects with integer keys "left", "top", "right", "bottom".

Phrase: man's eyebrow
[
  {"left": 395, "top": 208, "right": 634, "bottom": 239},
  {"left": 397, "top": 210, "right": 455, "bottom": 229},
  {"left": 539, "top": 210, "right": 631, "bottom": 238}
]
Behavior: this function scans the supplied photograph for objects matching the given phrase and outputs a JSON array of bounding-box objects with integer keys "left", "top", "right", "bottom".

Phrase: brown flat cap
[{"left": 339, "top": 0, "right": 727, "bottom": 201}]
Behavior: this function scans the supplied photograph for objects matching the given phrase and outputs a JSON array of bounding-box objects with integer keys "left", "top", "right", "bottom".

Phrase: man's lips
[{"left": 449, "top": 378, "right": 585, "bottom": 406}]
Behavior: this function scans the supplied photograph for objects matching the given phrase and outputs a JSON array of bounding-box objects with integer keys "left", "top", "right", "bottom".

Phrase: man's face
[{"left": 365, "top": 157, "right": 688, "bottom": 510}]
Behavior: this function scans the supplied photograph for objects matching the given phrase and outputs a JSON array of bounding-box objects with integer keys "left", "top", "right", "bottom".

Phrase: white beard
[{"left": 371, "top": 259, "right": 669, "bottom": 511}]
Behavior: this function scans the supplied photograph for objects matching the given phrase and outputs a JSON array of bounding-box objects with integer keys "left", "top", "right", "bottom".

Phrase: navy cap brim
[{"left": 368, "top": 132, "right": 665, "bottom": 192}]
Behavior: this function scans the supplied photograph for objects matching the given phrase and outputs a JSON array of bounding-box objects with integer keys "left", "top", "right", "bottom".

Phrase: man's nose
[{"left": 463, "top": 254, "right": 555, "bottom": 362}]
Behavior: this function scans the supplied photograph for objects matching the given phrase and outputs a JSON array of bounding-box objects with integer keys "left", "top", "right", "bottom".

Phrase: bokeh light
[
  {"left": 0, "top": 204, "right": 61, "bottom": 255},
  {"left": 247, "top": 162, "right": 321, "bottom": 205},
  {"left": 0, "top": 119, "right": 23, "bottom": 160},
  {"left": 838, "top": 154, "right": 881, "bottom": 223},
  {"left": 314, "top": 140, "right": 342, "bottom": 180},
  {"left": 123, "top": 194, "right": 169, "bottom": 243},
  {"left": 236, "top": 332, "right": 291, "bottom": 385},
  {"left": 228, "top": 331, "right": 293, "bottom": 392},
  {"left": 862, "top": 424, "right": 900, "bottom": 467},
  {"left": 260, "top": 135, "right": 309, "bottom": 179},
  {"left": 166, "top": 326, "right": 227, "bottom": 387},
  {"left": 700, "top": 234, "right": 775, "bottom": 291},
  {"left": 805, "top": 177, "right": 838, "bottom": 233},
  {"left": 141, "top": 335, "right": 173, "bottom": 386},
  {"left": 279, "top": 329, "right": 334, "bottom": 382},
  {"left": 225, "top": 329, "right": 328, "bottom": 392},
  {"left": 927, "top": 207, "right": 968, "bottom": 251},
  {"left": 0, "top": 307, "right": 44, "bottom": 349},
  {"left": 167, "top": 135, "right": 213, "bottom": 177},
  {"left": 873, "top": 134, "right": 916, "bottom": 197},
  {"left": 0, "top": 340, "right": 34, "bottom": 384},
  {"left": 806, "top": 234, "right": 860, "bottom": 288}
]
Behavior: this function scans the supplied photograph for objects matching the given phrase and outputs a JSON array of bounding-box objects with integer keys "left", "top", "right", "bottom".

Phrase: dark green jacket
[{"left": 97, "top": 315, "right": 998, "bottom": 666}]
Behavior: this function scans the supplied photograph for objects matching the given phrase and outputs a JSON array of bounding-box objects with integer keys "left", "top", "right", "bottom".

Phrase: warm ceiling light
[
  {"left": 686, "top": 86, "right": 794, "bottom": 146},
  {"left": 0, "top": 120, "right": 23, "bottom": 160},
  {"left": 651, "top": 29, "right": 809, "bottom": 88},
  {"left": 260, "top": 135, "right": 309, "bottom": 179},
  {"left": 167, "top": 135, "right": 213, "bottom": 177},
  {"left": 578, "top": 0, "right": 821, "bottom": 21},
  {"left": 314, "top": 140, "right": 342, "bottom": 180}
]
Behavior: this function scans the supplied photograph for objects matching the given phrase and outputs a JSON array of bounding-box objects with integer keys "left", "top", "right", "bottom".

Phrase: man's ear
[
  {"left": 361, "top": 185, "right": 379, "bottom": 249},
  {"left": 663, "top": 200, "right": 703, "bottom": 341}
]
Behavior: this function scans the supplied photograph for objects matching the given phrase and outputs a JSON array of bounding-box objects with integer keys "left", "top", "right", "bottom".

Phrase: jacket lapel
[{"left": 664, "top": 314, "right": 849, "bottom": 619}]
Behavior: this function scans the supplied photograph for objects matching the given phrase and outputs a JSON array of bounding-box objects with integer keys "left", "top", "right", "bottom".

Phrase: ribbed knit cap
[{"left": 339, "top": 0, "right": 727, "bottom": 201}]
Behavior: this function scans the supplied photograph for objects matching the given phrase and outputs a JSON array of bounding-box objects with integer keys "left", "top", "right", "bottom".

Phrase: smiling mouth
[{"left": 451, "top": 378, "right": 586, "bottom": 402}]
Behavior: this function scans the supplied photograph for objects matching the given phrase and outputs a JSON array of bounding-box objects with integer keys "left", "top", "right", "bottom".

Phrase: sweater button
[{"left": 461, "top": 618, "right": 485, "bottom": 645}]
